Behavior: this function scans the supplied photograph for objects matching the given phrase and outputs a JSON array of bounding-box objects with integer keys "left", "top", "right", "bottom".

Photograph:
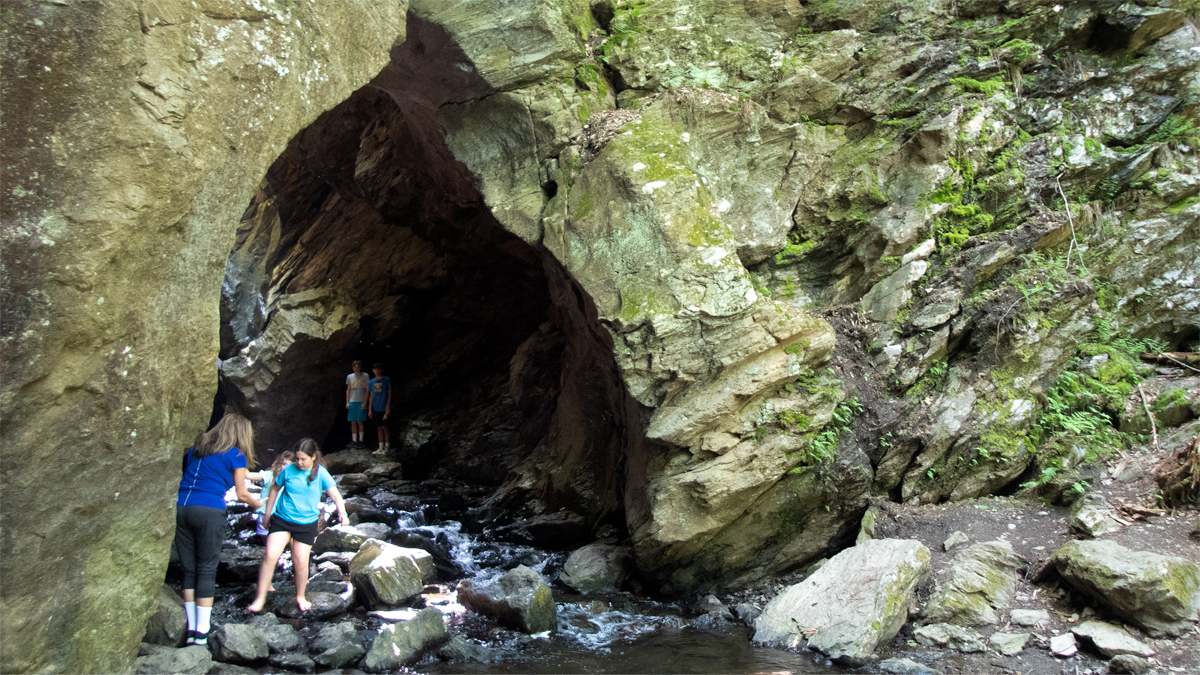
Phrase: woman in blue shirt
[
  {"left": 175, "top": 413, "right": 263, "bottom": 645},
  {"left": 247, "top": 438, "right": 348, "bottom": 613}
]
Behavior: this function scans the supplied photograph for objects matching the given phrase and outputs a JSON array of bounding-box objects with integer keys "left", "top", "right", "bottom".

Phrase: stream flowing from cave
[{"left": 288, "top": 493, "right": 838, "bottom": 673}]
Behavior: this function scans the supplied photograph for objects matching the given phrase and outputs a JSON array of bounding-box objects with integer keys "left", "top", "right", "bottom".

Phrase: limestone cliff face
[
  {"left": 393, "top": 0, "right": 1197, "bottom": 591},
  {"left": 3, "top": 0, "right": 1199, "bottom": 669},
  {"left": 0, "top": 2, "right": 406, "bottom": 672}
]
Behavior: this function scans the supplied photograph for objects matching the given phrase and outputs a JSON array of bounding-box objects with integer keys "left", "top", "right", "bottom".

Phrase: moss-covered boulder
[
  {"left": 350, "top": 539, "right": 425, "bottom": 609},
  {"left": 457, "top": 565, "right": 557, "bottom": 634},
  {"left": 754, "top": 539, "right": 930, "bottom": 665},
  {"left": 1046, "top": 540, "right": 1200, "bottom": 637},
  {"left": 360, "top": 607, "right": 448, "bottom": 672},
  {"left": 921, "top": 540, "right": 1024, "bottom": 627}
]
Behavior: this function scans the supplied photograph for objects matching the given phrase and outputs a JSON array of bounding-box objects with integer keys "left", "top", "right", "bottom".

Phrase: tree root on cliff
[{"left": 1155, "top": 433, "right": 1200, "bottom": 506}]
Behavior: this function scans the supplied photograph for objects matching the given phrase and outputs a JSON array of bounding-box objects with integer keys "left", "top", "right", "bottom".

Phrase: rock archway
[{"left": 215, "top": 16, "right": 645, "bottom": 528}]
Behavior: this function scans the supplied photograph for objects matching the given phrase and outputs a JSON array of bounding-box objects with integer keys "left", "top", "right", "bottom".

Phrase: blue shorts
[{"left": 348, "top": 401, "right": 367, "bottom": 422}]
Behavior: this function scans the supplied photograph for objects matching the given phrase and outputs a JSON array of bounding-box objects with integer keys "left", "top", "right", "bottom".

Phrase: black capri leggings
[{"left": 174, "top": 505, "right": 227, "bottom": 598}]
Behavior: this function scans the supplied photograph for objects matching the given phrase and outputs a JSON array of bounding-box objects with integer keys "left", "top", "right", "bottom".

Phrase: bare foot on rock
[
  {"left": 296, "top": 596, "right": 312, "bottom": 612},
  {"left": 247, "top": 599, "right": 265, "bottom": 613}
]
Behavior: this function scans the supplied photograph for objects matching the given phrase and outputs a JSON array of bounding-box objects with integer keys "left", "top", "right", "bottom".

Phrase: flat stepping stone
[
  {"left": 1071, "top": 620, "right": 1154, "bottom": 658},
  {"left": 1009, "top": 608, "right": 1050, "bottom": 626},
  {"left": 988, "top": 632, "right": 1029, "bottom": 655}
]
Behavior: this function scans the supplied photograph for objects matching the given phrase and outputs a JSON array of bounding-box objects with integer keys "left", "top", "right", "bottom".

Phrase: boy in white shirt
[{"left": 345, "top": 360, "right": 370, "bottom": 448}]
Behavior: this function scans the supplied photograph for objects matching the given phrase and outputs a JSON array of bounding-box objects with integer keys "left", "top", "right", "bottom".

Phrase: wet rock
[
  {"left": 268, "top": 652, "right": 316, "bottom": 673},
  {"left": 559, "top": 542, "right": 632, "bottom": 593},
  {"left": 274, "top": 592, "right": 348, "bottom": 620},
  {"left": 693, "top": 594, "right": 733, "bottom": 621},
  {"left": 437, "top": 635, "right": 494, "bottom": 663},
  {"left": 360, "top": 607, "right": 448, "bottom": 672},
  {"left": 391, "top": 530, "right": 462, "bottom": 580},
  {"left": 350, "top": 539, "right": 424, "bottom": 609},
  {"left": 313, "top": 523, "right": 393, "bottom": 554},
  {"left": 1009, "top": 608, "right": 1051, "bottom": 626},
  {"left": 1108, "top": 654, "right": 1151, "bottom": 674},
  {"left": 313, "top": 551, "right": 356, "bottom": 573},
  {"left": 1070, "top": 493, "right": 1121, "bottom": 538},
  {"left": 142, "top": 584, "right": 186, "bottom": 647},
  {"left": 247, "top": 613, "right": 301, "bottom": 653},
  {"left": 754, "top": 539, "right": 931, "bottom": 665},
  {"left": 312, "top": 622, "right": 365, "bottom": 669},
  {"left": 322, "top": 448, "right": 384, "bottom": 475},
  {"left": 206, "top": 663, "right": 259, "bottom": 675},
  {"left": 735, "top": 603, "right": 762, "bottom": 625},
  {"left": 492, "top": 511, "right": 590, "bottom": 551},
  {"left": 1044, "top": 540, "right": 1200, "bottom": 637},
  {"left": 879, "top": 657, "right": 943, "bottom": 675},
  {"left": 943, "top": 531, "right": 969, "bottom": 552},
  {"left": 922, "top": 540, "right": 1024, "bottom": 626},
  {"left": 210, "top": 624, "right": 268, "bottom": 664},
  {"left": 218, "top": 547, "right": 266, "bottom": 582},
  {"left": 1050, "top": 632, "right": 1078, "bottom": 658},
  {"left": 457, "top": 565, "right": 557, "bottom": 634},
  {"left": 988, "top": 632, "right": 1029, "bottom": 655},
  {"left": 914, "top": 623, "right": 986, "bottom": 653},
  {"left": 1071, "top": 621, "right": 1155, "bottom": 658},
  {"left": 133, "top": 645, "right": 212, "bottom": 675}
]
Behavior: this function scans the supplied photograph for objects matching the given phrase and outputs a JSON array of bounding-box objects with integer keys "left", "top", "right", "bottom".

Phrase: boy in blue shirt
[{"left": 367, "top": 362, "right": 392, "bottom": 453}]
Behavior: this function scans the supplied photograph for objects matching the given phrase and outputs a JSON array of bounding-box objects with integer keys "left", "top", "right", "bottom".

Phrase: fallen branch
[
  {"left": 1120, "top": 503, "right": 1166, "bottom": 518},
  {"left": 1137, "top": 382, "right": 1159, "bottom": 450},
  {"left": 1139, "top": 351, "right": 1200, "bottom": 374}
]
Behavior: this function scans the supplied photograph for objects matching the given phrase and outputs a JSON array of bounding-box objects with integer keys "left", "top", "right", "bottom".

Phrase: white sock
[
  {"left": 196, "top": 605, "right": 212, "bottom": 635},
  {"left": 183, "top": 601, "right": 196, "bottom": 631}
]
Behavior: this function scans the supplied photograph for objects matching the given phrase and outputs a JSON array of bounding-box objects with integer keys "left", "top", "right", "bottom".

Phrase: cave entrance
[{"left": 212, "top": 15, "right": 638, "bottom": 532}]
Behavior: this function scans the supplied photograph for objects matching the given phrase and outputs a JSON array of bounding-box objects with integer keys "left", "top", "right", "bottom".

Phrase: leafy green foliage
[{"left": 804, "top": 396, "right": 861, "bottom": 462}]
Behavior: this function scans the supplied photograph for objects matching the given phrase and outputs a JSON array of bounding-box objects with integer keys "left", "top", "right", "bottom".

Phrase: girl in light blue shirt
[{"left": 247, "top": 438, "right": 347, "bottom": 613}]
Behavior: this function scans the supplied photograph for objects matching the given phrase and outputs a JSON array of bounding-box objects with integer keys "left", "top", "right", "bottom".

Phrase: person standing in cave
[
  {"left": 247, "top": 438, "right": 348, "bottom": 614},
  {"left": 175, "top": 413, "right": 263, "bottom": 646},
  {"left": 367, "top": 361, "right": 392, "bottom": 453},
  {"left": 345, "top": 359, "right": 370, "bottom": 448}
]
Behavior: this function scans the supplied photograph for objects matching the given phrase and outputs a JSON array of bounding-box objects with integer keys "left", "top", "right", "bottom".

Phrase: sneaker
[{"left": 187, "top": 629, "right": 209, "bottom": 646}]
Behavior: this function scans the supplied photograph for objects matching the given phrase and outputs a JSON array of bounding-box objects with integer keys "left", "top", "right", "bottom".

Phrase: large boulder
[
  {"left": 457, "top": 565, "right": 557, "bottom": 634},
  {"left": 142, "top": 584, "right": 186, "bottom": 647},
  {"left": 921, "top": 540, "right": 1024, "bottom": 626},
  {"left": 753, "top": 539, "right": 931, "bottom": 665},
  {"left": 1045, "top": 540, "right": 1200, "bottom": 637},
  {"left": 559, "top": 542, "right": 632, "bottom": 593},
  {"left": 350, "top": 539, "right": 425, "bottom": 609},
  {"left": 360, "top": 607, "right": 448, "bottom": 672},
  {"left": 0, "top": 2, "right": 408, "bottom": 669}
]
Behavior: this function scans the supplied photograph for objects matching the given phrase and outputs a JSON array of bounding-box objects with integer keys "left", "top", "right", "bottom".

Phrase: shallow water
[{"left": 417, "top": 622, "right": 842, "bottom": 674}]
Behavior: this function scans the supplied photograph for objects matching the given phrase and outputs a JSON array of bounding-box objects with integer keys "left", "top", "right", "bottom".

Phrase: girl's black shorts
[{"left": 267, "top": 516, "right": 319, "bottom": 546}]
